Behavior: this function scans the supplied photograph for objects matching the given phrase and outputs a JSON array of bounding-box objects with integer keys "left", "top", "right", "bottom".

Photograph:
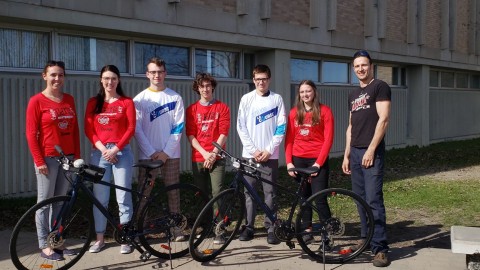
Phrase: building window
[
  {"left": 58, "top": 35, "right": 128, "bottom": 72},
  {"left": 470, "top": 74, "right": 480, "bottom": 89},
  {"left": 322, "top": 61, "right": 348, "bottom": 83},
  {"left": 430, "top": 70, "right": 439, "bottom": 87},
  {"left": 440, "top": 71, "right": 454, "bottom": 88},
  {"left": 135, "top": 42, "right": 189, "bottom": 76},
  {"left": 291, "top": 59, "right": 319, "bottom": 82},
  {"left": 244, "top": 53, "right": 255, "bottom": 80},
  {"left": 0, "top": 28, "right": 49, "bottom": 69},
  {"left": 456, "top": 73, "right": 469, "bottom": 88},
  {"left": 195, "top": 49, "right": 239, "bottom": 78}
]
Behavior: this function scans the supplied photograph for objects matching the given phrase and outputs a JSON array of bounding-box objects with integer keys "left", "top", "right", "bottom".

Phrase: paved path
[{"left": 0, "top": 230, "right": 466, "bottom": 270}]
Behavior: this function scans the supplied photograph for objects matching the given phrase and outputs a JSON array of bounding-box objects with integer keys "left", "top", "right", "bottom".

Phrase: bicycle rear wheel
[
  {"left": 296, "top": 188, "right": 374, "bottom": 264},
  {"left": 10, "top": 195, "right": 94, "bottom": 270},
  {"left": 189, "top": 188, "right": 245, "bottom": 262},
  {"left": 138, "top": 183, "right": 208, "bottom": 259}
]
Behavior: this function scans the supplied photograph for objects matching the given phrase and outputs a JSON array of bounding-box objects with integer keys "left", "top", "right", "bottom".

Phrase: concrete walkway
[{"left": 0, "top": 230, "right": 466, "bottom": 270}]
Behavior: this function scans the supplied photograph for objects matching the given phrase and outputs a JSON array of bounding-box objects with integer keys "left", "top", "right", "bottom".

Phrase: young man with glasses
[
  {"left": 133, "top": 57, "right": 186, "bottom": 241},
  {"left": 237, "top": 64, "right": 286, "bottom": 245},
  {"left": 342, "top": 50, "right": 391, "bottom": 267}
]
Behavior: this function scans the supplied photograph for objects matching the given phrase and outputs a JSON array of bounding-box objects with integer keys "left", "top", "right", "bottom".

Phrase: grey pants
[{"left": 243, "top": 159, "right": 278, "bottom": 233}]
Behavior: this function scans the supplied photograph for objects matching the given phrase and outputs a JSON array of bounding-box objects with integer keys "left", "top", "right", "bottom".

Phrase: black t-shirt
[{"left": 347, "top": 79, "right": 391, "bottom": 148}]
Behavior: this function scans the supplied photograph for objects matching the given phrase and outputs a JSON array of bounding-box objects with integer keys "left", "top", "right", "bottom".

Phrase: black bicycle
[
  {"left": 10, "top": 146, "right": 208, "bottom": 270},
  {"left": 189, "top": 142, "right": 374, "bottom": 266}
]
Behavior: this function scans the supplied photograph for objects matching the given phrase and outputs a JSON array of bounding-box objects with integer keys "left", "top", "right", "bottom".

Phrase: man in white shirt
[
  {"left": 133, "top": 57, "right": 186, "bottom": 241},
  {"left": 236, "top": 64, "right": 286, "bottom": 245}
]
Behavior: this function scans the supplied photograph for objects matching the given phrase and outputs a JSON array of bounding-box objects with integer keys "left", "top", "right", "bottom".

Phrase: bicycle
[
  {"left": 189, "top": 142, "right": 374, "bottom": 267},
  {"left": 10, "top": 146, "right": 208, "bottom": 270}
]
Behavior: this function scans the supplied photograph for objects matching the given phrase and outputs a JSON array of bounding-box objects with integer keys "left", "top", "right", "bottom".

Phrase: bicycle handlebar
[
  {"left": 54, "top": 145, "right": 105, "bottom": 182},
  {"left": 212, "top": 142, "right": 272, "bottom": 176}
]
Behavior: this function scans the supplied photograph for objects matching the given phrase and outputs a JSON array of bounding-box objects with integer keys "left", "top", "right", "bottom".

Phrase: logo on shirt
[
  {"left": 58, "top": 121, "right": 69, "bottom": 129},
  {"left": 98, "top": 116, "right": 110, "bottom": 125},
  {"left": 201, "top": 124, "right": 209, "bottom": 132},
  {"left": 150, "top": 101, "right": 176, "bottom": 122},
  {"left": 299, "top": 128, "right": 310, "bottom": 136},
  {"left": 256, "top": 107, "right": 278, "bottom": 125},
  {"left": 351, "top": 93, "right": 370, "bottom": 112}
]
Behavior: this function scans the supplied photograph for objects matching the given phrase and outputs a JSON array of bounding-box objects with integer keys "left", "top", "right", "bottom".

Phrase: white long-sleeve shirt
[
  {"left": 236, "top": 90, "right": 286, "bottom": 159},
  {"left": 133, "top": 87, "right": 185, "bottom": 159}
]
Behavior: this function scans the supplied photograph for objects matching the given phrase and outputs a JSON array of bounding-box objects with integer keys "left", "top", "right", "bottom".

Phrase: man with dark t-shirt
[{"left": 342, "top": 50, "right": 391, "bottom": 267}]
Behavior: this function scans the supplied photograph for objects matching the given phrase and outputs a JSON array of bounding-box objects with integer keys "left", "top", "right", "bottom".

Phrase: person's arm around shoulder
[
  {"left": 362, "top": 100, "right": 391, "bottom": 168},
  {"left": 342, "top": 112, "right": 353, "bottom": 175}
]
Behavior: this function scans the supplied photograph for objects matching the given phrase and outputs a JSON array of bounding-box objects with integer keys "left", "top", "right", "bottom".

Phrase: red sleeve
[
  {"left": 115, "top": 98, "right": 136, "bottom": 150},
  {"left": 315, "top": 104, "right": 334, "bottom": 166},
  {"left": 25, "top": 94, "right": 45, "bottom": 167},
  {"left": 84, "top": 98, "right": 98, "bottom": 146},
  {"left": 185, "top": 103, "right": 196, "bottom": 137},
  {"left": 218, "top": 102, "right": 230, "bottom": 136},
  {"left": 284, "top": 108, "right": 296, "bottom": 164}
]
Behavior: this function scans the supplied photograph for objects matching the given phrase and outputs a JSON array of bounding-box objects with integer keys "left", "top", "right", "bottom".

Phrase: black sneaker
[
  {"left": 238, "top": 227, "right": 254, "bottom": 241},
  {"left": 302, "top": 233, "right": 314, "bottom": 244},
  {"left": 372, "top": 252, "right": 390, "bottom": 267},
  {"left": 40, "top": 250, "right": 64, "bottom": 261},
  {"left": 267, "top": 232, "right": 280, "bottom": 245}
]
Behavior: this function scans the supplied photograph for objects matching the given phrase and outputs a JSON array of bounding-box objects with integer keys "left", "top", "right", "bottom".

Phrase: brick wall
[
  {"left": 425, "top": 0, "right": 442, "bottom": 49},
  {"left": 271, "top": 0, "right": 309, "bottom": 26},
  {"left": 183, "top": 0, "right": 236, "bottom": 13},
  {"left": 386, "top": 0, "right": 407, "bottom": 42},
  {"left": 455, "top": 0, "right": 470, "bottom": 54},
  {"left": 337, "top": 0, "right": 364, "bottom": 35}
]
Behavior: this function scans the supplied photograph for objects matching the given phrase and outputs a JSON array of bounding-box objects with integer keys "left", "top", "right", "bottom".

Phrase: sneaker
[
  {"left": 302, "top": 233, "right": 314, "bottom": 244},
  {"left": 372, "top": 252, "right": 391, "bottom": 267},
  {"left": 320, "top": 240, "right": 333, "bottom": 253},
  {"left": 172, "top": 227, "right": 187, "bottom": 242},
  {"left": 213, "top": 234, "right": 226, "bottom": 245},
  {"left": 89, "top": 241, "right": 105, "bottom": 253},
  {"left": 238, "top": 227, "right": 254, "bottom": 241},
  {"left": 350, "top": 238, "right": 366, "bottom": 252},
  {"left": 267, "top": 232, "right": 280, "bottom": 245},
  {"left": 40, "top": 250, "right": 64, "bottom": 261},
  {"left": 53, "top": 248, "right": 77, "bottom": 256},
  {"left": 120, "top": 244, "right": 132, "bottom": 254}
]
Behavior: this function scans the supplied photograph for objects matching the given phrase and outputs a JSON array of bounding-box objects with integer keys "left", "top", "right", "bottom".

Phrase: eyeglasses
[
  {"left": 147, "top": 70, "right": 166, "bottom": 75},
  {"left": 102, "top": 77, "right": 118, "bottom": 82},
  {"left": 253, "top": 77, "right": 269, "bottom": 83},
  {"left": 353, "top": 50, "right": 371, "bottom": 61}
]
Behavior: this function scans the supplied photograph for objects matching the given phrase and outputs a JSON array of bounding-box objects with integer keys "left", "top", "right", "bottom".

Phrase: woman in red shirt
[
  {"left": 284, "top": 79, "right": 334, "bottom": 244},
  {"left": 84, "top": 65, "right": 136, "bottom": 254},
  {"left": 186, "top": 73, "right": 230, "bottom": 244},
  {"left": 26, "top": 60, "right": 81, "bottom": 260}
]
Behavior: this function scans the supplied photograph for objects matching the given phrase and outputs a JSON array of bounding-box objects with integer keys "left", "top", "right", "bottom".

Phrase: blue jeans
[
  {"left": 90, "top": 144, "right": 133, "bottom": 234},
  {"left": 350, "top": 143, "right": 389, "bottom": 254}
]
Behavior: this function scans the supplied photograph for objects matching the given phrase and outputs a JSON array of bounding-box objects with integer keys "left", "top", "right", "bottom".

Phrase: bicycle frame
[{"left": 232, "top": 166, "right": 311, "bottom": 231}]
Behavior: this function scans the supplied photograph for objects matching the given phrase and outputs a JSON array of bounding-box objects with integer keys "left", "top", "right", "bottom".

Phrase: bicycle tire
[
  {"left": 10, "top": 195, "right": 94, "bottom": 270},
  {"left": 137, "top": 183, "right": 208, "bottom": 259},
  {"left": 296, "top": 188, "right": 374, "bottom": 264},
  {"left": 189, "top": 188, "right": 245, "bottom": 262}
]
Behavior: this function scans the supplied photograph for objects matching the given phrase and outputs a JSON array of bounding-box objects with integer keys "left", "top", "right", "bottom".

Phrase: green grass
[{"left": 2, "top": 138, "right": 480, "bottom": 231}]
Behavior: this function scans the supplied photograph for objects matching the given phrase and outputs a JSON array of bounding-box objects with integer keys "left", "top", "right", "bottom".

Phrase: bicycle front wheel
[
  {"left": 10, "top": 195, "right": 94, "bottom": 270},
  {"left": 138, "top": 183, "right": 208, "bottom": 259},
  {"left": 189, "top": 188, "right": 245, "bottom": 262},
  {"left": 296, "top": 188, "right": 374, "bottom": 264}
]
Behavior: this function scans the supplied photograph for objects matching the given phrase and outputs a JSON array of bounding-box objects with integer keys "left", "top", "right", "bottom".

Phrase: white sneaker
[
  {"left": 89, "top": 241, "right": 105, "bottom": 253},
  {"left": 172, "top": 228, "right": 187, "bottom": 242},
  {"left": 120, "top": 244, "right": 132, "bottom": 254}
]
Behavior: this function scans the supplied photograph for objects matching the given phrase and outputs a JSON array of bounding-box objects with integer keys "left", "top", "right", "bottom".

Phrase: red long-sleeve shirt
[
  {"left": 26, "top": 93, "right": 81, "bottom": 167},
  {"left": 285, "top": 104, "right": 334, "bottom": 166},
  {"left": 84, "top": 96, "right": 136, "bottom": 150},
  {"left": 186, "top": 100, "right": 230, "bottom": 162}
]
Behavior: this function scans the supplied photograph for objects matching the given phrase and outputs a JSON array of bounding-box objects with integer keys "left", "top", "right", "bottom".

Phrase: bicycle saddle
[
  {"left": 287, "top": 167, "right": 319, "bottom": 175},
  {"left": 133, "top": 160, "right": 164, "bottom": 169}
]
